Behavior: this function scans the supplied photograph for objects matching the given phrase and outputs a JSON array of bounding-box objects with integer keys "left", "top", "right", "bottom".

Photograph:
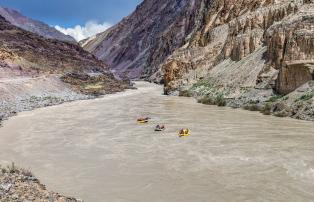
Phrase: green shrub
[
  {"left": 8, "top": 162, "right": 18, "bottom": 174},
  {"left": 298, "top": 93, "right": 314, "bottom": 102},
  {"left": 179, "top": 90, "right": 193, "bottom": 97},
  {"left": 192, "top": 80, "right": 213, "bottom": 89},
  {"left": 261, "top": 103, "right": 272, "bottom": 115},
  {"left": 243, "top": 104, "right": 261, "bottom": 111},
  {"left": 274, "top": 110, "right": 289, "bottom": 118},
  {"left": 198, "top": 96, "right": 214, "bottom": 105},
  {"left": 198, "top": 94, "right": 227, "bottom": 107},
  {"left": 215, "top": 94, "right": 227, "bottom": 107},
  {"left": 267, "top": 95, "right": 284, "bottom": 102}
]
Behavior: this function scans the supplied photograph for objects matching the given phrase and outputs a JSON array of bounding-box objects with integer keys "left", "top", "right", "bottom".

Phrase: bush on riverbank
[
  {"left": 197, "top": 94, "right": 226, "bottom": 107},
  {"left": 179, "top": 90, "right": 193, "bottom": 97},
  {"left": 261, "top": 103, "right": 272, "bottom": 115}
]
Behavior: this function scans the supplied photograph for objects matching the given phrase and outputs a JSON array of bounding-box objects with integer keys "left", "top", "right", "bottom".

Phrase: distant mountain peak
[{"left": 0, "top": 6, "right": 76, "bottom": 43}]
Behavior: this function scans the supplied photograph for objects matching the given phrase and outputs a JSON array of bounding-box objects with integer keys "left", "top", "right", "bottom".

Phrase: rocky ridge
[
  {"left": 0, "top": 15, "right": 129, "bottom": 126},
  {"left": 82, "top": 0, "right": 212, "bottom": 79},
  {"left": 0, "top": 7, "right": 76, "bottom": 43}
]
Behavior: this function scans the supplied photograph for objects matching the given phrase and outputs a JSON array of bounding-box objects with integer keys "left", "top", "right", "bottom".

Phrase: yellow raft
[
  {"left": 179, "top": 129, "right": 190, "bottom": 137},
  {"left": 137, "top": 120, "right": 148, "bottom": 124}
]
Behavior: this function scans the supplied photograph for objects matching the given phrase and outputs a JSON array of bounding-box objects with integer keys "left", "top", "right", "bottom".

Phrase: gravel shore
[{"left": 0, "top": 163, "right": 83, "bottom": 202}]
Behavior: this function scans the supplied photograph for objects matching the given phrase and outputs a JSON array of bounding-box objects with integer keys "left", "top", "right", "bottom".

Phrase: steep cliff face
[
  {"left": 0, "top": 7, "right": 76, "bottom": 43},
  {"left": 163, "top": 0, "right": 301, "bottom": 94},
  {"left": 82, "top": 0, "right": 212, "bottom": 79},
  {"left": 161, "top": 0, "right": 313, "bottom": 120},
  {"left": 266, "top": 4, "right": 314, "bottom": 94}
]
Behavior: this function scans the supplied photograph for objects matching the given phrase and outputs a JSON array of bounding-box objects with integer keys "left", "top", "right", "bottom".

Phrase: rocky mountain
[
  {"left": 0, "top": 7, "right": 76, "bottom": 43},
  {"left": 82, "top": 0, "right": 209, "bottom": 79},
  {"left": 0, "top": 15, "right": 128, "bottom": 125},
  {"left": 83, "top": 0, "right": 314, "bottom": 121},
  {"left": 163, "top": 0, "right": 314, "bottom": 120},
  {"left": 0, "top": 15, "right": 106, "bottom": 76}
]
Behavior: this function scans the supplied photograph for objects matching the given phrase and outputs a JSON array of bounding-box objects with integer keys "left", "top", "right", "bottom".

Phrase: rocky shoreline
[
  {"left": 0, "top": 73, "right": 132, "bottom": 127},
  {"left": 0, "top": 163, "right": 83, "bottom": 202},
  {"left": 0, "top": 91, "right": 93, "bottom": 127},
  {"left": 179, "top": 80, "right": 314, "bottom": 122}
]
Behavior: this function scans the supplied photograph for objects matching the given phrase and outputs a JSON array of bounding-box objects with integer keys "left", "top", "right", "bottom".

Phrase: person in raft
[
  {"left": 137, "top": 117, "right": 150, "bottom": 122},
  {"left": 155, "top": 125, "right": 165, "bottom": 131},
  {"left": 179, "top": 128, "right": 190, "bottom": 136}
]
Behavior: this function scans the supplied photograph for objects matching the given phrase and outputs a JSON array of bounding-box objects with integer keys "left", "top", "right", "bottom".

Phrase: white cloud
[{"left": 55, "top": 21, "right": 112, "bottom": 41}]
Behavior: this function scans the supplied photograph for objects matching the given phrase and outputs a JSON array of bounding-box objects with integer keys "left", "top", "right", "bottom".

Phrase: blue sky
[
  {"left": 0, "top": 0, "right": 142, "bottom": 40},
  {"left": 0, "top": 0, "right": 141, "bottom": 27}
]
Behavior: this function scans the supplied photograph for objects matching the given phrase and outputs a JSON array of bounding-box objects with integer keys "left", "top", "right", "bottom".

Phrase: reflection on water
[{"left": 1, "top": 82, "right": 314, "bottom": 202}]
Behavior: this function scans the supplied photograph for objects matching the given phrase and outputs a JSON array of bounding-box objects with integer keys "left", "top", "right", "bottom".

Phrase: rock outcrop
[
  {"left": 163, "top": 0, "right": 302, "bottom": 94},
  {"left": 161, "top": 0, "right": 314, "bottom": 120},
  {"left": 0, "top": 164, "right": 83, "bottom": 202},
  {"left": 266, "top": 4, "right": 314, "bottom": 94},
  {"left": 0, "top": 7, "right": 76, "bottom": 43}
]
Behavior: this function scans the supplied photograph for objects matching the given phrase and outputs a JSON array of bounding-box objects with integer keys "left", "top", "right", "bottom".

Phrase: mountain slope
[
  {"left": 0, "top": 7, "right": 76, "bottom": 43},
  {"left": 0, "top": 15, "right": 128, "bottom": 124},
  {"left": 0, "top": 15, "right": 105, "bottom": 75},
  {"left": 82, "top": 0, "right": 211, "bottom": 79},
  {"left": 83, "top": 0, "right": 313, "bottom": 121}
]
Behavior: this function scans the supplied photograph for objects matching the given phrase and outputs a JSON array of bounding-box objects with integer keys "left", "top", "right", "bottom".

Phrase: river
[{"left": 1, "top": 82, "right": 314, "bottom": 202}]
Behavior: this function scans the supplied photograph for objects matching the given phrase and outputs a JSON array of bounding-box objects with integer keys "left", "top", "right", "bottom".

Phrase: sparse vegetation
[
  {"left": 261, "top": 103, "right": 272, "bottom": 115},
  {"left": 243, "top": 104, "right": 261, "bottom": 111},
  {"left": 179, "top": 90, "right": 193, "bottom": 97},
  {"left": 296, "top": 93, "right": 314, "bottom": 102},
  {"left": 267, "top": 95, "right": 284, "bottom": 102},
  {"left": 0, "top": 162, "right": 30, "bottom": 175},
  {"left": 0, "top": 163, "right": 81, "bottom": 201},
  {"left": 216, "top": 94, "right": 227, "bottom": 107},
  {"left": 198, "top": 96, "right": 214, "bottom": 105},
  {"left": 8, "top": 162, "right": 18, "bottom": 174},
  {"left": 192, "top": 80, "right": 213, "bottom": 89},
  {"left": 274, "top": 110, "right": 290, "bottom": 118},
  {"left": 197, "top": 94, "right": 226, "bottom": 107}
]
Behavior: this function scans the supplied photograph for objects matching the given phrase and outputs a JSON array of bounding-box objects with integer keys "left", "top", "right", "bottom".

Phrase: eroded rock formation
[
  {"left": 163, "top": 0, "right": 303, "bottom": 94},
  {"left": 266, "top": 4, "right": 314, "bottom": 94}
]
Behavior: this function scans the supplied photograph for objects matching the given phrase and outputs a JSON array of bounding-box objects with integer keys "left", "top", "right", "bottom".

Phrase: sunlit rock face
[
  {"left": 82, "top": 0, "right": 313, "bottom": 98},
  {"left": 162, "top": 0, "right": 314, "bottom": 96},
  {"left": 266, "top": 4, "right": 314, "bottom": 94},
  {"left": 163, "top": 0, "right": 299, "bottom": 94}
]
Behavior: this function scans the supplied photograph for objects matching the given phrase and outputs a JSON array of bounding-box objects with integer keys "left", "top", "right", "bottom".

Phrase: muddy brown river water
[{"left": 1, "top": 82, "right": 314, "bottom": 202}]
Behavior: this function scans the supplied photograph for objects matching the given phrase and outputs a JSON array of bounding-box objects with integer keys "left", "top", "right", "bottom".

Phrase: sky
[{"left": 0, "top": 0, "right": 142, "bottom": 41}]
